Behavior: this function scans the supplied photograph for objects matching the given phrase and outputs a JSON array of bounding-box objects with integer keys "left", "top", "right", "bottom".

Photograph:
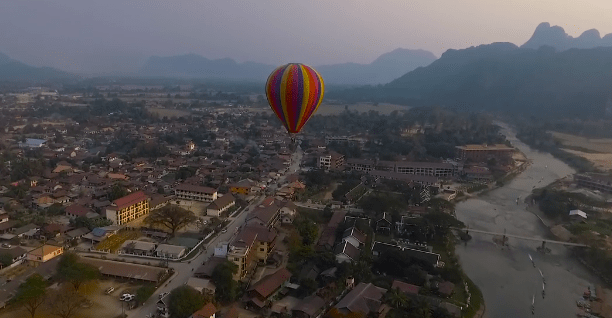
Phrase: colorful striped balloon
[{"left": 265, "top": 63, "right": 325, "bottom": 134}]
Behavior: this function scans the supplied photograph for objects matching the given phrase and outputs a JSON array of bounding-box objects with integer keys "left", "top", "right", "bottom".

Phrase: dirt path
[{"left": 322, "top": 182, "right": 338, "bottom": 201}]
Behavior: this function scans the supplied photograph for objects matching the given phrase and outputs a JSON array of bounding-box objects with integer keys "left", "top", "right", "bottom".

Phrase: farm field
[
  {"left": 147, "top": 107, "right": 191, "bottom": 117},
  {"left": 549, "top": 131, "right": 612, "bottom": 170}
]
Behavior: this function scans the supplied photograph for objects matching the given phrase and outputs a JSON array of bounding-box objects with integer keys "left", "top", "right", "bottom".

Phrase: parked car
[
  {"left": 105, "top": 287, "right": 115, "bottom": 294},
  {"left": 222, "top": 229, "right": 227, "bottom": 233},
  {"left": 119, "top": 294, "right": 134, "bottom": 301}
]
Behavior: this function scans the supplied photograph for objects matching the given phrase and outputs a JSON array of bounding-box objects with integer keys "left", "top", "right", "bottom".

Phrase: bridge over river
[{"left": 451, "top": 227, "right": 588, "bottom": 248}]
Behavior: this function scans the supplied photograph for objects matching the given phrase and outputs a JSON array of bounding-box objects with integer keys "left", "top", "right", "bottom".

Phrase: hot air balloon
[{"left": 265, "top": 63, "right": 324, "bottom": 140}]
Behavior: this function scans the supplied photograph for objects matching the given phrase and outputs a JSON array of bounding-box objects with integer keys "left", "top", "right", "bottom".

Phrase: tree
[
  {"left": 211, "top": 260, "right": 238, "bottom": 303},
  {"left": 295, "top": 218, "right": 318, "bottom": 246},
  {"left": 56, "top": 252, "right": 99, "bottom": 292},
  {"left": 168, "top": 285, "right": 206, "bottom": 318},
  {"left": 0, "top": 252, "right": 13, "bottom": 267},
  {"left": 385, "top": 288, "right": 409, "bottom": 309},
  {"left": 107, "top": 183, "right": 128, "bottom": 201},
  {"left": 15, "top": 274, "right": 47, "bottom": 318},
  {"left": 144, "top": 205, "right": 197, "bottom": 236},
  {"left": 48, "top": 285, "right": 85, "bottom": 318},
  {"left": 135, "top": 284, "right": 156, "bottom": 305}
]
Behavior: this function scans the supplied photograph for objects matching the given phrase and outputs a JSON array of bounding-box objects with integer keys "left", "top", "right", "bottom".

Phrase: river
[{"left": 455, "top": 123, "right": 600, "bottom": 318}]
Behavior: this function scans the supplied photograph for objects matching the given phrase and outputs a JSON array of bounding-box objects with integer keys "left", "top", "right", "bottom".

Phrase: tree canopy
[
  {"left": 168, "top": 285, "right": 207, "bottom": 318},
  {"left": 56, "top": 252, "right": 99, "bottom": 292},
  {"left": 15, "top": 274, "right": 48, "bottom": 318},
  {"left": 211, "top": 260, "right": 238, "bottom": 303},
  {"left": 144, "top": 204, "right": 197, "bottom": 236}
]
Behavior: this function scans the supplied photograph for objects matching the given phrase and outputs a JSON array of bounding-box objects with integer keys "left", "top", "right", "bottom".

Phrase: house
[
  {"left": 0, "top": 246, "right": 27, "bottom": 268},
  {"left": 26, "top": 245, "right": 64, "bottom": 265},
  {"left": 341, "top": 227, "right": 366, "bottom": 248},
  {"left": 391, "top": 280, "right": 420, "bottom": 297},
  {"left": 230, "top": 179, "right": 256, "bottom": 196},
  {"left": 206, "top": 194, "right": 236, "bottom": 217},
  {"left": 105, "top": 191, "right": 150, "bottom": 225},
  {"left": 121, "top": 240, "right": 157, "bottom": 256},
  {"left": 292, "top": 295, "right": 325, "bottom": 318},
  {"left": 436, "top": 281, "right": 455, "bottom": 298},
  {"left": 156, "top": 244, "right": 186, "bottom": 259},
  {"left": 194, "top": 257, "right": 226, "bottom": 279},
  {"left": 375, "top": 212, "right": 392, "bottom": 234},
  {"left": 14, "top": 224, "right": 40, "bottom": 239},
  {"left": 334, "top": 241, "right": 360, "bottom": 263},
  {"left": 65, "top": 204, "right": 94, "bottom": 218},
  {"left": 19, "top": 138, "right": 47, "bottom": 148},
  {"left": 248, "top": 268, "right": 292, "bottom": 308},
  {"left": 246, "top": 201, "right": 281, "bottom": 229},
  {"left": 150, "top": 195, "right": 171, "bottom": 211},
  {"left": 279, "top": 201, "right": 297, "bottom": 224},
  {"left": 175, "top": 184, "right": 218, "bottom": 203},
  {"left": 0, "top": 212, "right": 9, "bottom": 224},
  {"left": 332, "top": 283, "right": 387, "bottom": 316},
  {"left": 569, "top": 209, "right": 587, "bottom": 222},
  {"left": 186, "top": 277, "right": 216, "bottom": 295},
  {"left": 317, "top": 210, "right": 347, "bottom": 250},
  {"left": 191, "top": 303, "right": 216, "bottom": 318},
  {"left": 65, "top": 227, "right": 90, "bottom": 241},
  {"left": 220, "top": 307, "right": 240, "bottom": 318}
]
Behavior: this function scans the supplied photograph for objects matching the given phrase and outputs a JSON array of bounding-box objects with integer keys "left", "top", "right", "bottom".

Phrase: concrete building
[
  {"left": 175, "top": 184, "right": 218, "bottom": 202},
  {"left": 105, "top": 191, "right": 150, "bottom": 225},
  {"left": 227, "top": 224, "right": 277, "bottom": 280},
  {"left": 575, "top": 173, "right": 612, "bottom": 194},
  {"left": 455, "top": 144, "right": 514, "bottom": 163},
  {"left": 206, "top": 194, "right": 236, "bottom": 217},
  {"left": 26, "top": 245, "right": 63, "bottom": 265},
  {"left": 319, "top": 151, "right": 345, "bottom": 170}
]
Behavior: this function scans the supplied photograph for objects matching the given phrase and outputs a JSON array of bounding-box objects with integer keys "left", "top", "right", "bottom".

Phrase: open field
[
  {"left": 550, "top": 131, "right": 612, "bottom": 153},
  {"left": 245, "top": 102, "right": 410, "bottom": 116},
  {"left": 147, "top": 107, "right": 191, "bottom": 117}
]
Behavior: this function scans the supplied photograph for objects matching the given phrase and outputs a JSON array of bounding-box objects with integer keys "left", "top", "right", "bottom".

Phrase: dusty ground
[
  {"left": 1, "top": 279, "right": 144, "bottom": 318},
  {"left": 550, "top": 131, "right": 612, "bottom": 153},
  {"left": 561, "top": 148, "right": 612, "bottom": 171}
]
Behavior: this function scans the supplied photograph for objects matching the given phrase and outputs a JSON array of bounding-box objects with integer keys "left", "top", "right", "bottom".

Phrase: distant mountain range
[
  {"left": 0, "top": 52, "right": 77, "bottom": 82},
  {"left": 138, "top": 48, "right": 437, "bottom": 85},
  {"left": 522, "top": 22, "right": 612, "bottom": 51},
  {"left": 330, "top": 41, "right": 612, "bottom": 118}
]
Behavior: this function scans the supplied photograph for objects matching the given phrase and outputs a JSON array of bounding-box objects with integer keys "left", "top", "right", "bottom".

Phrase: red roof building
[{"left": 105, "top": 191, "right": 150, "bottom": 225}]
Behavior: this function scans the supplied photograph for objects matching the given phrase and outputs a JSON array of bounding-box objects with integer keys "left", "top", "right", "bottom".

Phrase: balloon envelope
[{"left": 265, "top": 63, "right": 324, "bottom": 134}]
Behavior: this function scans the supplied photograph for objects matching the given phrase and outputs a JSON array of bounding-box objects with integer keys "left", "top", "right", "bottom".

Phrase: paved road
[{"left": 129, "top": 148, "right": 303, "bottom": 317}]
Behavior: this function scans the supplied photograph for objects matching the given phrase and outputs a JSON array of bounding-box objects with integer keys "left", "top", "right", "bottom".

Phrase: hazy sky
[{"left": 2, "top": 0, "right": 612, "bottom": 74}]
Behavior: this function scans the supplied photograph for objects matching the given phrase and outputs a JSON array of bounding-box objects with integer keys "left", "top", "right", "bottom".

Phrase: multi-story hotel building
[
  {"left": 175, "top": 184, "right": 218, "bottom": 202},
  {"left": 105, "top": 191, "right": 150, "bottom": 225},
  {"left": 455, "top": 144, "right": 514, "bottom": 163}
]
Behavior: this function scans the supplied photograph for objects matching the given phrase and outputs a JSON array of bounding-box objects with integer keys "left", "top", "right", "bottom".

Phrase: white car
[
  {"left": 120, "top": 294, "right": 135, "bottom": 301},
  {"left": 222, "top": 229, "right": 227, "bottom": 233}
]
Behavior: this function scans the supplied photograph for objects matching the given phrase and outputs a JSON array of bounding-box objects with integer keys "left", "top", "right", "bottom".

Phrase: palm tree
[{"left": 385, "top": 288, "right": 409, "bottom": 309}]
